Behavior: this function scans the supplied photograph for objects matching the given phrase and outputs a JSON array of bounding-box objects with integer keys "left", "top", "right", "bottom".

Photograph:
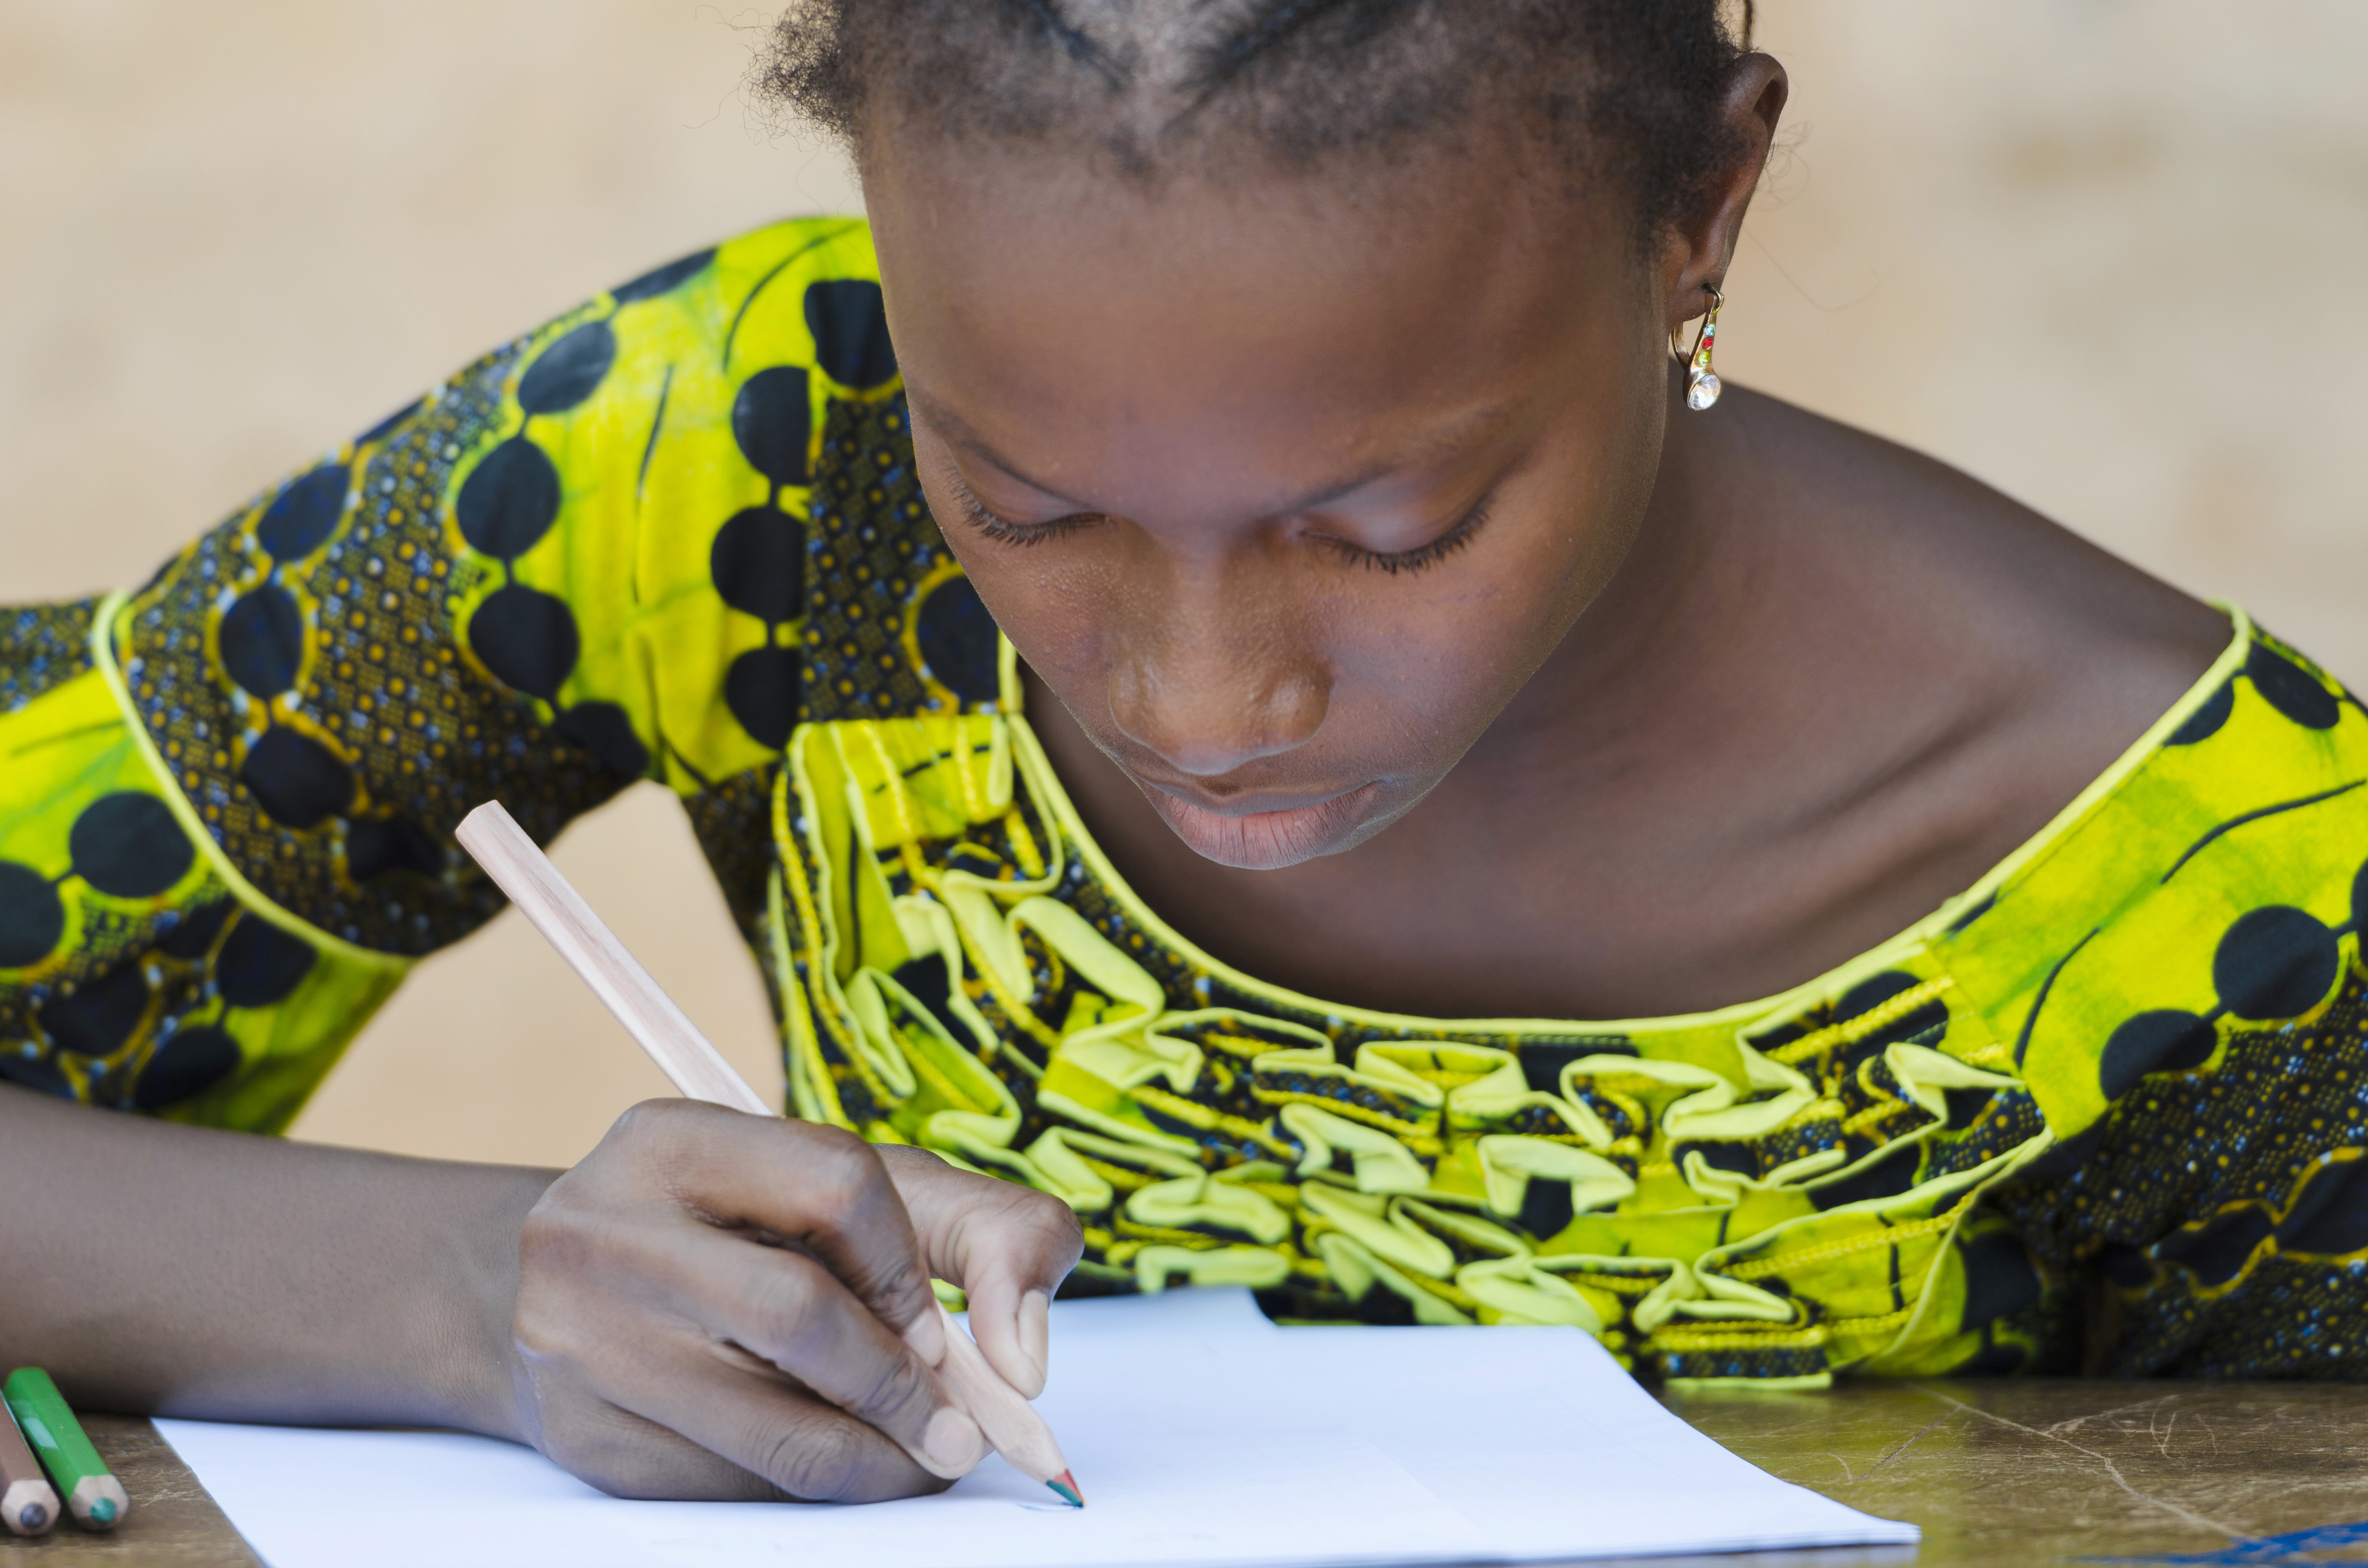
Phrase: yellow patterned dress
[{"left": 8, "top": 217, "right": 2368, "bottom": 1387}]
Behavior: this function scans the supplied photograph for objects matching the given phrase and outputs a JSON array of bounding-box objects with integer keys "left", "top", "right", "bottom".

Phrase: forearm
[{"left": 0, "top": 1084, "right": 555, "bottom": 1439}]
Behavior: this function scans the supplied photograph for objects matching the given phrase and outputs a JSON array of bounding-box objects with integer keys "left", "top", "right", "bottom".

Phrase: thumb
[{"left": 876, "top": 1146, "right": 1083, "bottom": 1398}]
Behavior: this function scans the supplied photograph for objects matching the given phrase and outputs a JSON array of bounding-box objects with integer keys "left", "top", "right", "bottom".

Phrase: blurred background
[{"left": 3, "top": 1, "right": 2362, "bottom": 1169}]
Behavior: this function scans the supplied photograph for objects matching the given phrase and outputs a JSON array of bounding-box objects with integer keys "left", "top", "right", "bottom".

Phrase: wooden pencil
[
  {"left": 456, "top": 800, "right": 1083, "bottom": 1508},
  {"left": 1, "top": 1369, "right": 125, "bottom": 1531},
  {"left": 0, "top": 1396, "right": 59, "bottom": 1538}
]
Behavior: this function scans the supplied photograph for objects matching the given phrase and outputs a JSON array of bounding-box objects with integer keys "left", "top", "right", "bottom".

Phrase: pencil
[
  {"left": 456, "top": 800, "right": 1084, "bottom": 1509},
  {"left": 1, "top": 1369, "right": 126, "bottom": 1531},
  {"left": 0, "top": 1396, "right": 59, "bottom": 1538}
]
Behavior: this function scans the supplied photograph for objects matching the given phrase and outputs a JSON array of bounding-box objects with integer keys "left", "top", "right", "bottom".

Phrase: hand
[{"left": 504, "top": 1100, "right": 1083, "bottom": 1502}]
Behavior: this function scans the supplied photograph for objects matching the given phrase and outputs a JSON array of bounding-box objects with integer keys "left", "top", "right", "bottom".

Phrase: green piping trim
[
  {"left": 88, "top": 591, "right": 413, "bottom": 975},
  {"left": 987, "top": 605, "right": 2255, "bottom": 1042}
]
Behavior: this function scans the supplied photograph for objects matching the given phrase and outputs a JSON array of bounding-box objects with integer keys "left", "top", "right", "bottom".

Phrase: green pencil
[{"left": 1, "top": 1369, "right": 126, "bottom": 1531}]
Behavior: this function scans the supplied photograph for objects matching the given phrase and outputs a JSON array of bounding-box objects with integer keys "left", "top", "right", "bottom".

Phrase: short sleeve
[{"left": 0, "top": 217, "right": 889, "bottom": 1129}]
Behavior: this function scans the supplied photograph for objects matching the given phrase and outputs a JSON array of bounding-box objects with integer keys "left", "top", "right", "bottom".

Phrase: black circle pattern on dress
[
  {"left": 255, "top": 462, "right": 351, "bottom": 561},
  {"left": 345, "top": 815, "right": 447, "bottom": 882},
  {"left": 732, "top": 368, "right": 812, "bottom": 488},
  {"left": 70, "top": 792, "right": 195, "bottom": 898},
  {"left": 155, "top": 898, "right": 235, "bottom": 960},
  {"left": 239, "top": 727, "right": 356, "bottom": 830},
  {"left": 0, "top": 1048, "right": 72, "bottom": 1098},
  {"left": 2165, "top": 680, "right": 2235, "bottom": 746},
  {"left": 2248, "top": 644, "right": 2340, "bottom": 731},
  {"left": 39, "top": 962, "right": 150, "bottom": 1056},
  {"left": 914, "top": 575, "right": 1001, "bottom": 704},
  {"left": 135, "top": 1024, "right": 243, "bottom": 1111},
  {"left": 468, "top": 584, "right": 580, "bottom": 702},
  {"left": 611, "top": 248, "right": 715, "bottom": 306},
  {"left": 712, "top": 506, "right": 805, "bottom": 624},
  {"left": 2213, "top": 905, "right": 2340, "bottom": 1022},
  {"left": 726, "top": 646, "right": 800, "bottom": 751},
  {"left": 218, "top": 584, "right": 306, "bottom": 699},
  {"left": 2099, "top": 1011, "right": 2218, "bottom": 1101},
  {"left": 215, "top": 915, "right": 317, "bottom": 1009},
  {"left": 455, "top": 437, "right": 563, "bottom": 562},
  {"left": 803, "top": 280, "right": 897, "bottom": 390},
  {"left": 515, "top": 320, "right": 617, "bottom": 417},
  {"left": 2278, "top": 1155, "right": 2368, "bottom": 1256},
  {"left": 0, "top": 861, "right": 67, "bottom": 968},
  {"left": 553, "top": 702, "right": 651, "bottom": 777},
  {"left": 1955, "top": 1227, "right": 2042, "bottom": 1332}
]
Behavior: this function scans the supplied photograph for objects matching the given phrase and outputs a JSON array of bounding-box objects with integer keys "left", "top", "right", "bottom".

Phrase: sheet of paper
[{"left": 159, "top": 1287, "right": 1916, "bottom": 1568}]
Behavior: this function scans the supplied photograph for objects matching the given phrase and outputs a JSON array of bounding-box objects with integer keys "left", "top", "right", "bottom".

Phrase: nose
[{"left": 1105, "top": 569, "right": 1330, "bottom": 778}]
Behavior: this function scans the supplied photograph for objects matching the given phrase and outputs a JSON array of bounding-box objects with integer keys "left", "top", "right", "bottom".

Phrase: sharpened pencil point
[
  {"left": 1047, "top": 1471, "right": 1084, "bottom": 1508},
  {"left": 89, "top": 1496, "right": 117, "bottom": 1525}
]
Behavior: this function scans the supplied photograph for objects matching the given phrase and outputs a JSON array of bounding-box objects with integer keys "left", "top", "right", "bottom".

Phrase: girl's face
[{"left": 867, "top": 137, "right": 1689, "bottom": 870}]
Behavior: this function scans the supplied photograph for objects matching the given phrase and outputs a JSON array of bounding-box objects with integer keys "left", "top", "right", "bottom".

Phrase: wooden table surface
[{"left": 5, "top": 1382, "right": 2365, "bottom": 1567}]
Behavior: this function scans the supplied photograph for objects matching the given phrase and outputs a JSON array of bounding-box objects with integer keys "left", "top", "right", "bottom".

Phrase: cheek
[
  {"left": 1325, "top": 457, "right": 1652, "bottom": 766},
  {"left": 1321, "top": 553, "right": 1579, "bottom": 762}
]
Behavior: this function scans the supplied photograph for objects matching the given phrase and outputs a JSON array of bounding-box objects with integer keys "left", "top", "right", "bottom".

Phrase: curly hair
[{"left": 753, "top": 0, "right": 1757, "bottom": 241}]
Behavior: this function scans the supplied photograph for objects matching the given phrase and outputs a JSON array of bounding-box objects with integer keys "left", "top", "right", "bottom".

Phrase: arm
[
  {"left": 0, "top": 1082, "right": 1081, "bottom": 1500},
  {"left": 0, "top": 219, "right": 1082, "bottom": 1500},
  {"left": 0, "top": 1083, "right": 547, "bottom": 1437}
]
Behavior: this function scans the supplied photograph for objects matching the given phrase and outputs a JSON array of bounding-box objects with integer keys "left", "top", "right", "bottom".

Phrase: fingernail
[
  {"left": 1019, "top": 1289, "right": 1051, "bottom": 1395},
  {"left": 922, "top": 1407, "right": 987, "bottom": 1474},
  {"left": 906, "top": 1302, "right": 948, "bottom": 1366}
]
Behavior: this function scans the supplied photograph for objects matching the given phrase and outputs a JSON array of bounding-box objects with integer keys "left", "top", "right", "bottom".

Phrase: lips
[{"left": 1137, "top": 778, "right": 1385, "bottom": 870}]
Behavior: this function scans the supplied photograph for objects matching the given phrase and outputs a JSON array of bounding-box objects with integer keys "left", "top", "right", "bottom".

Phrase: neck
[{"left": 1472, "top": 370, "right": 1772, "bottom": 781}]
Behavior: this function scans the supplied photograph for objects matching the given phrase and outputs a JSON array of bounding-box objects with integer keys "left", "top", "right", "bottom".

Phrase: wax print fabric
[{"left": 8, "top": 217, "right": 2368, "bottom": 1384}]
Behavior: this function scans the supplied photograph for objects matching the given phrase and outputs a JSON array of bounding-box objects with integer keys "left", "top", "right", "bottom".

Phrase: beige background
[{"left": 3, "top": 2, "right": 2361, "bottom": 1169}]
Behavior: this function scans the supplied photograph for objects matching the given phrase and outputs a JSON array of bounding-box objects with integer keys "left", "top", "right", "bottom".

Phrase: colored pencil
[
  {"left": 456, "top": 800, "right": 1084, "bottom": 1509},
  {"left": 0, "top": 1396, "right": 59, "bottom": 1537},
  {"left": 1, "top": 1369, "right": 126, "bottom": 1530}
]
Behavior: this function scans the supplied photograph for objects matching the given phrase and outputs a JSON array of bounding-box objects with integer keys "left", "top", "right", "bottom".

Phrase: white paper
[{"left": 159, "top": 1287, "right": 1915, "bottom": 1568}]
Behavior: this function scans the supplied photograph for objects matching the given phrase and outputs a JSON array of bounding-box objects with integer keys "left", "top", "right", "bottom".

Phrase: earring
[{"left": 1670, "top": 286, "right": 1725, "bottom": 411}]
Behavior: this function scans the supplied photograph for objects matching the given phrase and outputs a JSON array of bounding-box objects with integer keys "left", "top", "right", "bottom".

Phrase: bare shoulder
[
  {"left": 1637, "top": 384, "right": 2236, "bottom": 995},
  {"left": 1710, "top": 384, "right": 2229, "bottom": 742}
]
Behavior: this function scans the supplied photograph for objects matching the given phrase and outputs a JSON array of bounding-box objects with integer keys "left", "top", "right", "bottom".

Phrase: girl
[{"left": 5, "top": 0, "right": 2362, "bottom": 1507}]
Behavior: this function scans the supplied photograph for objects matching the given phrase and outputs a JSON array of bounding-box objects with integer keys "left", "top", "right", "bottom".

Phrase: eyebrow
[{"left": 907, "top": 386, "right": 1515, "bottom": 518}]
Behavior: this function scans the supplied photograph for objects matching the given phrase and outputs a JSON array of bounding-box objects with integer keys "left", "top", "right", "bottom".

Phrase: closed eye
[
  {"left": 1310, "top": 496, "right": 1493, "bottom": 576},
  {"left": 950, "top": 482, "right": 1103, "bottom": 548}
]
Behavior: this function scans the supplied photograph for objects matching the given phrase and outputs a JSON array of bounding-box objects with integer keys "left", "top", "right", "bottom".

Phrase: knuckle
[
  {"left": 608, "top": 1098, "right": 731, "bottom": 1193},
  {"left": 849, "top": 1345, "right": 935, "bottom": 1429},
  {"left": 793, "top": 1134, "right": 894, "bottom": 1238},
  {"left": 800, "top": 1126, "right": 882, "bottom": 1198},
  {"left": 747, "top": 1258, "right": 827, "bottom": 1356},
  {"left": 760, "top": 1416, "right": 867, "bottom": 1502}
]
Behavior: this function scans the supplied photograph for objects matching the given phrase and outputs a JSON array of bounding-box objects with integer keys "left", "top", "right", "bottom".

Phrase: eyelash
[
  {"left": 1316, "top": 501, "right": 1492, "bottom": 577},
  {"left": 954, "top": 488, "right": 1097, "bottom": 549},
  {"left": 953, "top": 484, "right": 1492, "bottom": 577}
]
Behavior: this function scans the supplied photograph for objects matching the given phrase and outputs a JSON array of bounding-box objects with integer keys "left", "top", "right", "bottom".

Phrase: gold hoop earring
[{"left": 1669, "top": 286, "right": 1724, "bottom": 411}]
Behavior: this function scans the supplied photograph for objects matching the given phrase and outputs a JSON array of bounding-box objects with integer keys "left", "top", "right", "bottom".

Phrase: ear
[{"left": 1660, "top": 54, "right": 1788, "bottom": 337}]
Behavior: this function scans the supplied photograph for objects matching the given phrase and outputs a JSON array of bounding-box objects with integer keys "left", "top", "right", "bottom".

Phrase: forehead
[{"left": 862, "top": 140, "right": 1637, "bottom": 503}]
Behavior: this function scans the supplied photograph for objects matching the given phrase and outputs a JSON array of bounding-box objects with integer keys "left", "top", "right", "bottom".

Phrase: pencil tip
[{"left": 1047, "top": 1471, "right": 1085, "bottom": 1509}]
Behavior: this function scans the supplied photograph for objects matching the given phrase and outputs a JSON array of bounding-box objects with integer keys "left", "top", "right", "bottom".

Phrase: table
[{"left": 5, "top": 1384, "right": 2365, "bottom": 1567}]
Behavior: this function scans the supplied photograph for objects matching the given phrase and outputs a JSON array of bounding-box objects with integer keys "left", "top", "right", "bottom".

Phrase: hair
[{"left": 753, "top": 0, "right": 1757, "bottom": 243}]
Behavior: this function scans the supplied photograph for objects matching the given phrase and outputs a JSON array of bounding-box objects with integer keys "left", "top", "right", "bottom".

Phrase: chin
[{"left": 1143, "top": 782, "right": 1399, "bottom": 870}]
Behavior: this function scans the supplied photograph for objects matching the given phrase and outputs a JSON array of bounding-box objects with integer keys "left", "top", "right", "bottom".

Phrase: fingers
[
  {"left": 622, "top": 1102, "right": 946, "bottom": 1349},
  {"left": 531, "top": 1353, "right": 945, "bottom": 1505},
  {"left": 658, "top": 1224, "right": 987, "bottom": 1478},
  {"left": 515, "top": 1102, "right": 998, "bottom": 1502},
  {"left": 530, "top": 1149, "right": 986, "bottom": 1479},
  {"left": 878, "top": 1146, "right": 1084, "bottom": 1399}
]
